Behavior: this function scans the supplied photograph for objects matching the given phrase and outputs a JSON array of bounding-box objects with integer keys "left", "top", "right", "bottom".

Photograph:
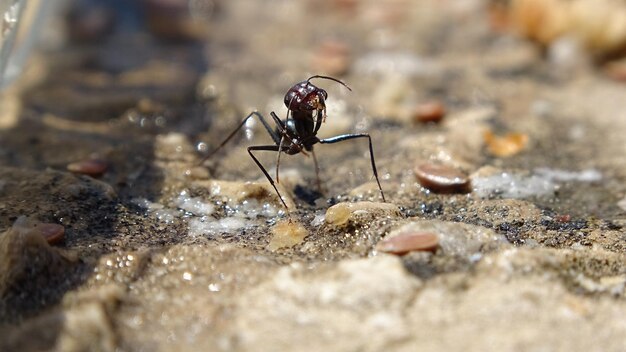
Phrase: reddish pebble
[
  {"left": 414, "top": 163, "right": 471, "bottom": 193},
  {"left": 376, "top": 232, "right": 439, "bottom": 255},
  {"left": 413, "top": 101, "right": 446, "bottom": 124},
  {"left": 36, "top": 223, "right": 65, "bottom": 245},
  {"left": 555, "top": 214, "right": 571, "bottom": 223},
  {"left": 310, "top": 40, "right": 351, "bottom": 76},
  {"left": 67, "top": 159, "right": 109, "bottom": 177}
]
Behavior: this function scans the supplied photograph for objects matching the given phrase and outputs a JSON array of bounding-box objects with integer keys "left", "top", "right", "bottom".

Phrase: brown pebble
[
  {"left": 376, "top": 232, "right": 439, "bottom": 255},
  {"left": 36, "top": 223, "right": 65, "bottom": 245},
  {"left": 414, "top": 163, "right": 471, "bottom": 193},
  {"left": 310, "top": 40, "right": 351, "bottom": 76},
  {"left": 555, "top": 214, "right": 571, "bottom": 223},
  {"left": 142, "top": 0, "right": 207, "bottom": 41},
  {"left": 413, "top": 101, "right": 446, "bottom": 124},
  {"left": 67, "top": 159, "right": 109, "bottom": 177}
]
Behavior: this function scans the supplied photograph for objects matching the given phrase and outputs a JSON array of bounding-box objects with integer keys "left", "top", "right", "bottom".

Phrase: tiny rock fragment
[
  {"left": 376, "top": 232, "right": 439, "bottom": 255},
  {"left": 325, "top": 201, "right": 401, "bottom": 227},
  {"left": 483, "top": 130, "right": 529, "bottom": 157},
  {"left": 555, "top": 214, "right": 571, "bottom": 223},
  {"left": 36, "top": 223, "right": 66, "bottom": 245},
  {"left": 268, "top": 219, "right": 308, "bottom": 251},
  {"left": 414, "top": 163, "right": 471, "bottom": 194},
  {"left": 413, "top": 101, "right": 446, "bottom": 124},
  {"left": 67, "top": 158, "right": 109, "bottom": 177},
  {"left": 310, "top": 40, "right": 351, "bottom": 76}
]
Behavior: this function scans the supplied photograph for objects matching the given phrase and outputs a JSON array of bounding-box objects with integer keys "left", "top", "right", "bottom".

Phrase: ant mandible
[{"left": 199, "top": 75, "right": 386, "bottom": 209}]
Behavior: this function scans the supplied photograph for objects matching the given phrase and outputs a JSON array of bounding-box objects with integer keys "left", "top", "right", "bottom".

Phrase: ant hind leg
[
  {"left": 319, "top": 133, "right": 386, "bottom": 202},
  {"left": 199, "top": 111, "right": 282, "bottom": 165},
  {"left": 248, "top": 145, "right": 290, "bottom": 209}
]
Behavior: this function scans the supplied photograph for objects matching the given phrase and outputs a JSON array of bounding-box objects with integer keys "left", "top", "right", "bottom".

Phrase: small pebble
[
  {"left": 142, "top": 0, "right": 206, "bottom": 40},
  {"left": 67, "top": 158, "right": 109, "bottom": 177},
  {"left": 376, "top": 232, "right": 439, "bottom": 255},
  {"left": 413, "top": 101, "right": 446, "bottom": 124},
  {"left": 555, "top": 214, "right": 571, "bottom": 223},
  {"left": 414, "top": 163, "right": 471, "bottom": 193},
  {"left": 483, "top": 130, "right": 529, "bottom": 157},
  {"left": 268, "top": 219, "right": 308, "bottom": 251},
  {"left": 325, "top": 201, "right": 401, "bottom": 227},
  {"left": 36, "top": 223, "right": 65, "bottom": 245},
  {"left": 325, "top": 204, "right": 352, "bottom": 226},
  {"left": 310, "top": 40, "right": 351, "bottom": 76}
]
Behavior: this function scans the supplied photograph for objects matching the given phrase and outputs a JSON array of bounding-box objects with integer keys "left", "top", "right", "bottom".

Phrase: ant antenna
[{"left": 306, "top": 75, "right": 352, "bottom": 91}]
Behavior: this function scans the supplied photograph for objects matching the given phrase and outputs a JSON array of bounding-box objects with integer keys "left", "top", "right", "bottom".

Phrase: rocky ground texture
[{"left": 2, "top": 0, "right": 626, "bottom": 351}]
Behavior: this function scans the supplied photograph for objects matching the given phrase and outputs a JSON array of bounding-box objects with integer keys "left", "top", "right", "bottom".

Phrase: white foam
[
  {"left": 188, "top": 216, "right": 250, "bottom": 237},
  {"left": 175, "top": 189, "right": 215, "bottom": 216},
  {"left": 473, "top": 168, "right": 603, "bottom": 199}
]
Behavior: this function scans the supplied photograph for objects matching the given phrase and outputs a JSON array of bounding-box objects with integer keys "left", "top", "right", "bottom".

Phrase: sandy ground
[{"left": 1, "top": 0, "right": 626, "bottom": 351}]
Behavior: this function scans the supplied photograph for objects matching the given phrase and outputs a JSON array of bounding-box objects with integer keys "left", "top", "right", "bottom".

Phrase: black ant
[{"left": 200, "top": 75, "right": 386, "bottom": 209}]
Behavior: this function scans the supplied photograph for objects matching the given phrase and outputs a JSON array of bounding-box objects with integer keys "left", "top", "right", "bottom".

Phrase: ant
[{"left": 199, "top": 75, "right": 386, "bottom": 209}]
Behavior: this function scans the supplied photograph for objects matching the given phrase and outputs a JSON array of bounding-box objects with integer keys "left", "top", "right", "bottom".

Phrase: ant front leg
[
  {"left": 319, "top": 133, "right": 386, "bottom": 202},
  {"left": 199, "top": 111, "right": 282, "bottom": 165},
  {"left": 311, "top": 148, "right": 324, "bottom": 194},
  {"left": 248, "top": 145, "right": 290, "bottom": 209}
]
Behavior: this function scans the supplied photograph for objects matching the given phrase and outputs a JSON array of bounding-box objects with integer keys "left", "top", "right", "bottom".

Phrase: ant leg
[
  {"left": 270, "top": 111, "right": 297, "bottom": 184},
  {"left": 275, "top": 135, "right": 285, "bottom": 184},
  {"left": 199, "top": 111, "right": 282, "bottom": 165},
  {"left": 270, "top": 111, "right": 286, "bottom": 130},
  {"left": 271, "top": 112, "right": 286, "bottom": 184},
  {"left": 319, "top": 133, "right": 386, "bottom": 202},
  {"left": 248, "top": 145, "right": 290, "bottom": 209},
  {"left": 311, "top": 148, "right": 323, "bottom": 193}
]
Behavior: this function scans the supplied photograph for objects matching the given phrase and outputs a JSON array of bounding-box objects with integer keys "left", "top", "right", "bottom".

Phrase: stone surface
[
  {"left": 375, "top": 231, "right": 439, "bottom": 254},
  {"left": 229, "top": 256, "right": 422, "bottom": 352}
]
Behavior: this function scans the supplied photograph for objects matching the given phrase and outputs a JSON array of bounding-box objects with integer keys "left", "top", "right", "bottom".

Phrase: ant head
[{"left": 283, "top": 75, "right": 351, "bottom": 113}]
